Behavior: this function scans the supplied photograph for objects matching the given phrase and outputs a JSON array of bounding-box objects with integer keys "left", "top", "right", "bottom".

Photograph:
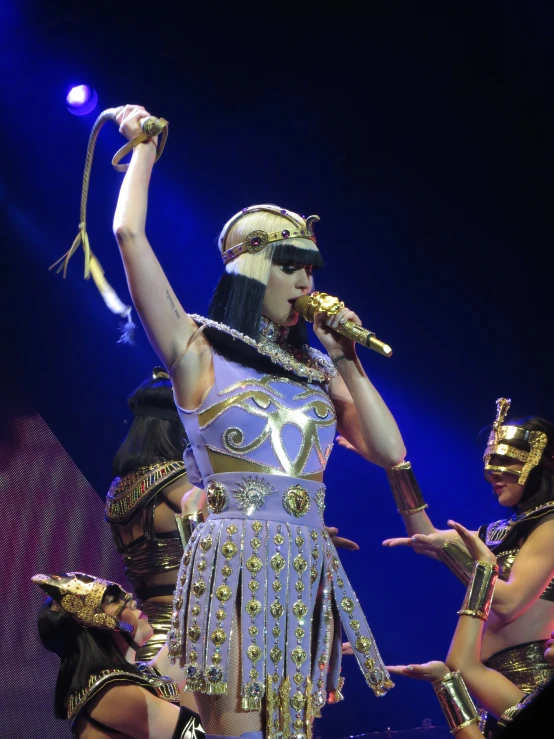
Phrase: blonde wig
[{"left": 208, "top": 205, "right": 323, "bottom": 340}]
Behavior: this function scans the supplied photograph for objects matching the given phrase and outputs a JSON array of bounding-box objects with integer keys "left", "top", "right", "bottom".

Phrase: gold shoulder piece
[{"left": 105, "top": 461, "right": 187, "bottom": 523}]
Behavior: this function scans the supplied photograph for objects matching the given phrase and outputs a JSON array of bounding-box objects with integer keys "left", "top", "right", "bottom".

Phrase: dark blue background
[{"left": 2, "top": 1, "right": 554, "bottom": 734}]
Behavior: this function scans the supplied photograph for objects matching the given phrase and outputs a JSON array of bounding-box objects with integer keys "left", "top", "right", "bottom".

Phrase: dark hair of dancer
[
  {"left": 509, "top": 417, "right": 554, "bottom": 511},
  {"left": 112, "top": 372, "right": 186, "bottom": 477},
  {"left": 37, "top": 589, "right": 141, "bottom": 719}
]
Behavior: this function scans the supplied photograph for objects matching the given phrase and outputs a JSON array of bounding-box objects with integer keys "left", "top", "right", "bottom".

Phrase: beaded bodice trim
[
  {"left": 190, "top": 314, "right": 336, "bottom": 384},
  {"left": 68, "top": 662, "right": 180, "bottom": 724},
  {"left": 482, "top": 502, "right": 554, "bottom": 550},
  {"left": 105, "top": 461, "right": 186, "bottom": 525}
]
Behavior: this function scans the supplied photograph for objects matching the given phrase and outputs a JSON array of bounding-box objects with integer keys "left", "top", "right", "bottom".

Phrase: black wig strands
[
  {"left": 112, "top": 375, "right": 187, "bottom": 477},
  {"left": 208, "top": 272, "right": 267, "bottom": 339},
  {"left": 38, "top": 597, "right": 142, "bottom": 719},
  {"left": 208, "top": 272, "right": 310, "bottom": 346}
]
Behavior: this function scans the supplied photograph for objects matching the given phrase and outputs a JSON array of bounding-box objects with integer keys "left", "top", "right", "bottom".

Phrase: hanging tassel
[
  {"left": 305, "top": 676, "right": 314, "bottom": 739},
  {"left": 279, "top": 676, "right": 291, "bottom": 739},
  {"left": 205, "top": 681, "right": 228, "bottom": 695},
  {"left": 50, "top": 107, "right": 168, "bottom": 341},
  {"left": 242, "top": 683, "right": 264, "bottom": 710}
]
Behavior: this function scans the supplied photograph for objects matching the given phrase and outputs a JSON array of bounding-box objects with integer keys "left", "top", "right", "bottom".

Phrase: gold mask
[
  {"left": 483, "top": 398, "right": 548, "bottom": 486},
  {"left": 32, "top": 572, "right": 134, "bottom": 634}
]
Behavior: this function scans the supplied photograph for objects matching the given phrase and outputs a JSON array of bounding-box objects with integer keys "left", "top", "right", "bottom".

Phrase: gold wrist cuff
[
  {"left": 386, "top": 461, "right": 428, "bottom": 515},
  {"left": 457, "top": 561, "right": 499, "bottom": 620},
  {"left": 437, "top": 540, "right": 474, "bottom": 586},
  {"left": 433, "top": 671, "right": 479, "bottom": 735},
  {"left": 175, "top": 511, "right": 204, "bottom": 549}
]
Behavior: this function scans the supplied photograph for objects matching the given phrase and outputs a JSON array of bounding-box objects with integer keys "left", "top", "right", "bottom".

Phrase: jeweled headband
[
  {"left": 483, "top": 398, "right": 548, "bottom": 485},
  {"left": 32, "top": 572, "right": 134, "bottom": 634},
  {"left": 220, "top": 205, "right": 320, "bottom": 265}
]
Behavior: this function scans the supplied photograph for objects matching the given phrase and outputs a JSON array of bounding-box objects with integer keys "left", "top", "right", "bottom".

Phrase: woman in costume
[
  {"left": 34, "top": 571, "right": 198, "bottom": 738},
  {"left": 107, "top": 366, "right": 206, "bottom": 663},
  {"left": 380, "top": 399, "right": 554, "bottom": 713},
  {"left": 107, "top": 368, "right": 356, "bottom": 665},
  {"left": 111, "top": 103, "right": 406, "bottom": 739},
  {"left": 384, "top": 521, "right": 554, "bottom": 737},
  {"left": 106, "top": 367, "right": 205, "bottom": 730}
]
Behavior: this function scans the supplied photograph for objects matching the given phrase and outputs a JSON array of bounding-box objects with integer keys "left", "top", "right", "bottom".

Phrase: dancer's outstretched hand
[
  {"left": 342, "top": 642, "right": 354, "bottom": 655},
  {"left": 448, "top": 520, "right": 496, "bottom": 565},
  {"left": 326, "top": 526, "right": 360, "bottom": 551},
  {"left": 387, "top": 661, "right": 449, "bottom": 682},
  {"left": 382, "top": 531, "right": 449, "bottom": 557}
]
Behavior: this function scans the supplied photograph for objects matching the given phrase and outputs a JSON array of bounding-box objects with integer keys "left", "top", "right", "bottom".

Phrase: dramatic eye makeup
[{"left": 277, "top": 262, "right": 315, "bottom": 275}]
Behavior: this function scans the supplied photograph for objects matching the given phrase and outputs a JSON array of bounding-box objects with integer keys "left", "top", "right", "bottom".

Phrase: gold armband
[
  {"left": 497, "top": 692, "right": 535, "bottom": 729},
  {"left": 437, "top": 540, "right": 474, "bottom": 586},
  {"left": 175, "top": 511, "right": 204, "bottom": 549},
  {"left": 386, "top": 461, "right": 428, "bottom": 515},
  {"left": 457, "top": 561, "right": 499, "bottom": 620},
  {"left": 433, "top": 671, "right": 479, "bottom": 735}
]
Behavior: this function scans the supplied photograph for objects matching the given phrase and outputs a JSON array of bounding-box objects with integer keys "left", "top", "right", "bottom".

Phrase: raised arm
[
  {"left": 444, "top": 523, "right": 525, "bottom": 717},
  {"left": 386, "top": 523, "right": 526, "bottom": 734},
  {"left": 112, "top": 105, "right": 201, "bottom": 369},
  {"left": 315, "top": 309, "right": 405, "bottom": 468},
  {"left": 483, "top": 513, "right": 554, "bottom": 623}
]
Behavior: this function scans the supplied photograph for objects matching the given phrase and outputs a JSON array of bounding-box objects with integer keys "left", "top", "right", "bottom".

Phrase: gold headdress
[
  {"left": 152, "top": 366, "right": 170, "bottom": 380},
  {"left": 32, "top": 572, "right": 134, "bottom": 634},
  {"left": 484, "top": 398, "right": 548, "bottom": 485},
  {"left": 219, "top": 205, "right": 320, "bottom": 265}
]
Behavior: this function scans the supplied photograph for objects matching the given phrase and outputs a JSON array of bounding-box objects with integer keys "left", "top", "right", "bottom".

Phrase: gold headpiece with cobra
[
  {"left": 32, "top": 572, "right": 134, "bottom": 634},
  {"left": 484, "top": 398, "right": 548, "bottom": 485},
  {"left": 220, "top": 205, "right": 320, "bottom": 265}
]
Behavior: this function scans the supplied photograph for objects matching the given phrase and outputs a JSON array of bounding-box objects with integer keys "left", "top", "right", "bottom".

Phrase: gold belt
[{"left": 484, "top": 640, "right": 554, "bottom": 694}]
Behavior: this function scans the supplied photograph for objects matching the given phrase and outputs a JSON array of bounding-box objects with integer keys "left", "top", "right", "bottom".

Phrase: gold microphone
[{"left": 295, "top": 292, "right": 393, "bottom": 358}]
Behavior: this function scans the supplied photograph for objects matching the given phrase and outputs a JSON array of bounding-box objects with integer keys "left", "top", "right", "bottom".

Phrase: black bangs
[
  {"left": 208, "top": 272, "right": 266, "bottom": 339},
  {"left": 272, "top": 244, "right": 325, "bottom": 268}
]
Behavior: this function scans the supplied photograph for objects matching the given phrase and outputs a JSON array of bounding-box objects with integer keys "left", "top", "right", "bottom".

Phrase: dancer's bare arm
[
  {"left": 382, "top": 512, "right": 469, "bottom": 560},
  {"left": 89, "top": 683, "right": 181, "bottom": 739},
  {"left": 484, "top": 514, "right": 554, "bottom": 622},
  {"left": 444, "top": 523, "right": 525, "bottom": 715}
]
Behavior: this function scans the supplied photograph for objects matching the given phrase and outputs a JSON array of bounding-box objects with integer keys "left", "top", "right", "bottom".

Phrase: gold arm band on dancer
[
  {"left": 386, "top": 461, "right": 428, "bottom": 515},
  {"left": 437, "top": 540, "right": 474, "bottom": 586},
  {"left": 457, "top": 561, "right": 499, "bottom": 620},
  {"left": 175, "top": 511, "right": 204, "bottom": 549},
  {"left": 433, "top": 671, "right": 479, "bottom": 735}
]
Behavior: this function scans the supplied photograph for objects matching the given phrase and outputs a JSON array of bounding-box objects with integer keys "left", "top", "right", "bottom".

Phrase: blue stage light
[{"left": 66, "top": 85, "right": 98, "bottom": 116}]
